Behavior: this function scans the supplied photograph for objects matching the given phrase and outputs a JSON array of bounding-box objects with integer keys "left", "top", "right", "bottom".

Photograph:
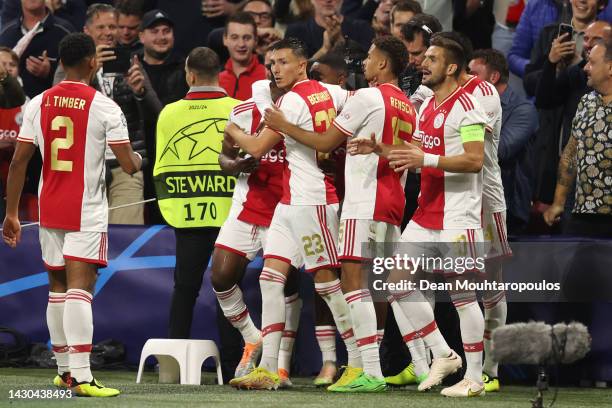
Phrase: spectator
[
  {"left": 469, "top": 49, "right": 539, "bottom": 233},
  {"left": 389, "top": 0, "right": 422, "bottom": 39},
  {"left": 79, "top": 3, "right": 147, "bottom": 225},
  {"left": 544, "top": 38, "right": 612, "bottom": 237},
  {"left": 208, "top": 0, "right": 282, "bottom": 62},
  {"left": 115, "top": 0, "right": 143, "bottom": 53},
  {"left": 132, "top": 9, "right": 188, "bottom": 223},
  {"left": 417, "top": 0, "right": 453, "bottom": 31},
  {"left": 372, "top": 0, "right": 394, "bottom": 37},
  {"left": 524, "top": 0, "right": 605, "bottom": 96},
  {"left": 1, "top": 0, "right": 86, "bottom": 29},
  {"left": 218, "top": 12, "right": 266, "bottom": 100},
  {"left": 284, "top": 0, "right": 374, "bottom": 59},
  {"left": 273, "top": 0, "right": 313, "bottom": 24},
  {"left": 492, "top": 0, "right": 525, "bottom": 56},
  {"left": 0, "top": 0, "right": 74, "bottom": 98},
  {"left": 453, "top": 0, "right": 495, "bottom": 50}
]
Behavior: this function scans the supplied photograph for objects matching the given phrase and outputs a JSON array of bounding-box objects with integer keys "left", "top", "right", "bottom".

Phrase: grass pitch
[{"left": 0, "top": 368, "right": 610, "bottom": 407}]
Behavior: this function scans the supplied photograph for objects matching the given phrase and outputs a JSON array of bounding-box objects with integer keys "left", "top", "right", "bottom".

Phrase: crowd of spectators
[{"left": 0, "top": 0, "right": 610, "bottom": 237}]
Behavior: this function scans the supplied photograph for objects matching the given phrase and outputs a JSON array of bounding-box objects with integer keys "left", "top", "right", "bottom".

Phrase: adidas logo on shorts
[{"left": 316, "top": 255, "right": 327, "bottom": 263}]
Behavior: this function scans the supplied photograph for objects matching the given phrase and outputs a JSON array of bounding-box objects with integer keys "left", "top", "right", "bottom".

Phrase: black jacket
[{"left": 0, "top": 12, "right": 74, "bottom": 97}]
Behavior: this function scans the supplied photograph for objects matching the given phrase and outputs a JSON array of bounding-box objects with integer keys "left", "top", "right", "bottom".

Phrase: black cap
[{"left": 140, "top": 9, "right": 174, "bottom": 30}]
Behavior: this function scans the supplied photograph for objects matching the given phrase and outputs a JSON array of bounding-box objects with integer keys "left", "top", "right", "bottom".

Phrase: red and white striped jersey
[
  {"left": 333, "top": 83, "right": 416, "bottom": 225},
  {"left": 275, "top": 79, "right": 349, "bottom": 206},
  {"left": 17, "top": 81, "right": 129, "bottom": 232},
  {"left": 411, "top": 86, "right": 487, "bottom": 230},
  {"left": 461, "top": 75, "right": 506, "bottom": 214},
  {"left": 229, "top": 98, "right": 284, "bottom": 227}
]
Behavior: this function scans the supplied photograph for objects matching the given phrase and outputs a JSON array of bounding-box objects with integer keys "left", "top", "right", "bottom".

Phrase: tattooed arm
[{"left": 543, "top": 134, "right": 578, "bottom": 226}]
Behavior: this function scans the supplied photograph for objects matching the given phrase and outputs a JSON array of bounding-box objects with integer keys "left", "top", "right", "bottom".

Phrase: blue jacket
[
  {"left": 0, "top": 12, "right": 74, "bottom": 97},
  {"left": 499, "top": 85, "right": 539, "bottom": 224},
  {"left": 508, "top": 0, "right": 612, "bottom": 77}
]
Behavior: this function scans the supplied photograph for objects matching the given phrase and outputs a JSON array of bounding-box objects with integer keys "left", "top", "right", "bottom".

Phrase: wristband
[
  {"left": 134, "top": 151, "right": 142, "bottom": 161},
  {"left": 423, "top": 153, "right": 439, "bottom": 168}
]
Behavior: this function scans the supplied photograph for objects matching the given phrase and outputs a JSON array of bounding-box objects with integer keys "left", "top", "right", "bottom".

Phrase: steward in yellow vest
[{"left": 154, "top": 47, "right": 239, "bottom": 339}]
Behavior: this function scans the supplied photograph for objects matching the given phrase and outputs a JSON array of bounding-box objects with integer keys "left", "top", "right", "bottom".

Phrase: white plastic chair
[{"left": 136, "top": 339, "right": 223, "bottom": 385}]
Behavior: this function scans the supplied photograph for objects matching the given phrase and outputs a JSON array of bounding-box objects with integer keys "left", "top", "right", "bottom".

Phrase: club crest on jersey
[
  {"left": 341, "top": 111, "right": 351, "bottom": 120},
  {"left": 434, "top": 112, "right": 445, "bottom": 129}
]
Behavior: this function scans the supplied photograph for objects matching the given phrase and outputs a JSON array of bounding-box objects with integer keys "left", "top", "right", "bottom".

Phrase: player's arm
[
  {"left": 263, "top": 105, "right": 346, "bottom": 153},
  {"left": 388, "top": 124, "right": 485, "bottom": 173},
  {"left": 109, "top": 142, "right": 142, "bottom": 175},
  {"left": 2, "top": 141, "right": 35, "bottom": 248},
  {"left": 218, "top": 128, "right": 258, "bottom": 176},
  {"left": 543, "top": 134, "right": 578, "bottom": 226},
  {"left": 225, "top": 122, "right": 281, "bottom": 160},
  {"left": 347, "top": 134, "right": 417, "bottom": 158}
]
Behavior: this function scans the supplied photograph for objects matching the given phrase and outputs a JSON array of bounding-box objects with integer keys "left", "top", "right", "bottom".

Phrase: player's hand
[
  {"left": 2, "top": 215, "right": 21, "bottom": 248},
  {"left": 235, "top": 156, "right": 259, "bottom": 174},
  {"left": 263, "top": 105, "right": 288, "bottom": 133},
  {"left": 26, "top": 50, "right": 51, "bottom": 78},
  {"left": 95, "top": 44, "right": 116, "bottom": 71},
  {"left": 388, "top": 144, "right": 424, "bottom": 172},
  {"left": 127, "top": 56, "right": 145, "bottom": 96},
  {"left": 543, "top": 203, "right": 564, "bottom": 226},
  {"left": 548, "top": 34, "right": 576, "bottom": 64},
  {"left": 202, "top": 0, "right": 238, "bottom": 18},
  {"left": 347, "top": 133, "right": 377, "bottom": 155}
]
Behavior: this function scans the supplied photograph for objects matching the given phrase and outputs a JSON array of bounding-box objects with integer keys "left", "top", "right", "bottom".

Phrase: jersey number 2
[{"left": 50, "top": 116, "right": 74, "bottom": 172}]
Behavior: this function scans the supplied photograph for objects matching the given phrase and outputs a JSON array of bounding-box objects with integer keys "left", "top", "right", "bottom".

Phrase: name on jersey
[
  {"left": 306, "top": 91, "right": 331, "bottom": 105},
  {"left": 48, "top": 96, "right": 86, "bottom": 110},
  {"left": 155, "top": 170, "right": 236, "bottom": 199},
  {"left": 389, "top": 97, "right": 413, "bottom": 115}
]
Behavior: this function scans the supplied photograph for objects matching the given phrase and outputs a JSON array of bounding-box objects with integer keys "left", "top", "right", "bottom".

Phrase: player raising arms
[
  {"left": 263, "top": 36, "right": 417, "bottom": 392},
  {"left": 2, "top": 33, "right": 142, "bottom": 397},
  {"left": 225, "top": 38, "right": 361, "bottom": 391}
]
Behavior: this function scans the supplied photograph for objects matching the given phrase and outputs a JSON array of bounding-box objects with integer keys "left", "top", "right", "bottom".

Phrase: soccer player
[
  {"left": 350, "top": 33, "right": 488, "bottom": 397},
  {"left": 225, "top": 38, "right": 361, "bottom": 391},
  {"left": 263, "top": 36, "right": 417, "bottom": 392},
  {"left": 439, "top": 31, "right": 510, "bottom": 393},
  {"left": 212, "top": 55, "right": 301, "bottom": 387},
  {"left": 2, "top": 33, "right": 142, "bottom": 397}
]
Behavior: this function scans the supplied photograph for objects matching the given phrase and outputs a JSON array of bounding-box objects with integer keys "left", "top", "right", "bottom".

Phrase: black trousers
[
  {"left": 564, "top": 214, "right": 612, "bottom": 238},
  {"left": 169, "top": 227, "right": 219, "bottom": 338}
]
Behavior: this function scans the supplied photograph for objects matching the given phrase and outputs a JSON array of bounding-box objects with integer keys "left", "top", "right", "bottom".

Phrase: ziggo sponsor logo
[
  {"left": 421, "top": 133, "right": 441, "bottom": 150},
  {"left": 261, "top": 148, "right": 285, "bottom": 163}
]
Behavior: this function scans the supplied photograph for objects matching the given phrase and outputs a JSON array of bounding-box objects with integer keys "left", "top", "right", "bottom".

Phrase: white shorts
[
  {"left": 40, "top": 227, "right": 108, "bottom": 270},
  {"left": 215, "top": 205, "right": 269, "bottom": 260},
  {"left": 483, "top": 211, "right": 512, "bottom": 260},
  {"left": 338, "top": 219, "right": 401, "bottom": 261},
  {"left": 264, "top": 203, "right": 339, "bottom": 272},
  {"left": 399, "top": 221, "right": 485, "bottom": 275}
]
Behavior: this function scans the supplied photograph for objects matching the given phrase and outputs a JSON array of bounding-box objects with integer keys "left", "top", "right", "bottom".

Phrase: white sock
[
  {"left": 483, "top": 291, "right": 507, "bottom": 377},
  {"left": 258, "top": 267, "right": 286, "bottom": 372},
  {"left": 392, "top": 290, "right": 451, "bottom": 359},
  {"left": 377, "top": 329, "right": 384, "bottom": 346},
  {"left": 345, "top": 290, "right": 382, "bottom": 379},
  {"left": 64, "top": 289, "right": 93, "bottom": 383},
  {"left": 389, "top": 297, "right": 429, "bottom": 377},
  {"left": 279, "top": 294, "right": 302, "bottom": 375},
  {"left": 315, "top": 279, "right": 362, "bottom": 368},
  {"left": 214, "top": 285, "right": 261, "bottom": 344},
  {"left": 452, "top": 293, "right": 484, "bottom": 383},
  {"left": 315, "top": 325, "right": 337, "bottom": 363},
  {"left": 47, "top": 292, "right": 69, "bottom": 375}
]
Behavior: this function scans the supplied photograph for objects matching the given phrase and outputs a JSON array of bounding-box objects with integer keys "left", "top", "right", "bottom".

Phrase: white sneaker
[
  {"left": 441, "top": 378, "right": 485, "bottom": 397},
  {"left": 417, "top": 350, "right": 462, "bottom": 391}
]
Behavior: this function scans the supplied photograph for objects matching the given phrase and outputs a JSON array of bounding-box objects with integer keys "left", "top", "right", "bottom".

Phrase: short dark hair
[
  {"left": 316, "top": 52, "right": 348, "bottom": 74},
  {"left": 373, "top": 36, "right": 409, "bottom": 78},
  {"left": 186, "top": 47, "right": 220, "bottom": 80},
  {"left": 224, "top": 12, "right": 257, "bottom": 37},
  {"left": 390, "top": 1, "right": 422, "bottom": 25},
  {"left": 434, "top": 31, "right": 473, "bottom": 67},
  {"left": 59, "top": 33, "right": 96, "bottom": 68},
  {"left": 471, "top": 48, "right": 509, "bottom": 84},
  {"left": 269, "top": 37, "right": 308, "bottom": 60},
  {"left": 430, "top": 33, "right": 466, "bottom": 78},
  {"left": 114, "top": 0, "right": 144, "bottom": 18},
  {"left": 85, "top": 3, "right": 116, "bottom": 27},
  {"left": 401, "top": 13, "right": 442, "bottom": 48}
]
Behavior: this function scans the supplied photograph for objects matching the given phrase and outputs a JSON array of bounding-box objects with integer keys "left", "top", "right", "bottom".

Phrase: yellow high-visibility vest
[{"left": 153, "top": 87, "right": 239, "bottom": 228}]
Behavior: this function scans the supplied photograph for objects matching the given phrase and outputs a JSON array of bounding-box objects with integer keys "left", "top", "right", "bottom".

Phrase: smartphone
[
  {"left": 102, "top": 47, "right": 132, "bottom": 75},
  {"left": 557, "top": 23, "right": 574, "bottom": 42}
]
